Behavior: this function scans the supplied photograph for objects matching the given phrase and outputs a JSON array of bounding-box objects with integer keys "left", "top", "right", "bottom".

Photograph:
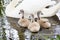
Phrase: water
[
  {"left": 2, "top": 16, "right": 19, "bottom": 40},
  {"left": 1, "top": 0, "right": 60, "bottom": 40}
]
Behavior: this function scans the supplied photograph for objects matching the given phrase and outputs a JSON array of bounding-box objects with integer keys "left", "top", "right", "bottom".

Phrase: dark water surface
[{"left": 6, "top": 15, "right": 60, "bottom": 40}]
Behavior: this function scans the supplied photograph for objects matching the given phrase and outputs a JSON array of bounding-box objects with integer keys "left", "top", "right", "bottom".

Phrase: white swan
[{"left": 5, "top": 0, "right": 57, "bottom": 18}]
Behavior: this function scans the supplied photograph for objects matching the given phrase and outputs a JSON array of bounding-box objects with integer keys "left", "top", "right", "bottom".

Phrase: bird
[
  {"left": 28, "top": 14, "right": 40, "bottom": 32},
  {"left": 37, "top": 11, "right": 51, "bottom": 29},
  {"left": 5, "top": 0, "right": 57, "bottom": 18},
  {"left": 18, "top": 9, "right": 30, "bottom": 27}
]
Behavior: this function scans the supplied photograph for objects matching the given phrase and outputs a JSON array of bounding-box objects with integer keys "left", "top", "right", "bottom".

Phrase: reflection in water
[
  {"left": 3, "top": 17, "right": 19, "bottom": 40},
  {"left": 54, "top": 25, "right": 60, "bottom": 34},
  {"left": 24, "top": 30, "right": 31, "bottom": 40}
]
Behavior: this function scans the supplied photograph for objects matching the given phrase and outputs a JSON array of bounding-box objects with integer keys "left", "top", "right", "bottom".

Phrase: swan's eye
[
  {"left": 40, "top": 12, "right": 43, "bottom": 15},
  {"left": 45, "top": 6, "right": 50, "bottom": 8},
  {"left": 45, "top": 5, "right": 52, "bottom": 8},
  {"left": 19, "top": 13, "right": 20, "bottom": 14},
  {"left": 35, "top": 18, "right": 38, "bottom": 22}
]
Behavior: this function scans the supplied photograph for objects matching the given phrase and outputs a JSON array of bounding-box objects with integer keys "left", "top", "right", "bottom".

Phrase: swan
[
  {"left": 37, "top": 11, "right": 51, "bottom": 28},
  {"left": 5, "top": 0, "right": 57, "bottom": 18},
  {"left": 18, "top": 10, "right": 30, "bottom": 27},
  {"left": 28, "top": 14, "right": 40, "bottom": 32}
]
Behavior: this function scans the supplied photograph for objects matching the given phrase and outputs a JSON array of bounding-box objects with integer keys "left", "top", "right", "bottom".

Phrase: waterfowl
[
  {"left": 37, "top": 11, "right": 51, "bottom": 28},
  {"left": 28, "top": 14, "right": 40, "bottom": 32},
  {"left": 18, "top": 10, "right": 30, "bottom": 27},
  {"left": 5, "top": 0, "right": 57, "bottom": 18}
]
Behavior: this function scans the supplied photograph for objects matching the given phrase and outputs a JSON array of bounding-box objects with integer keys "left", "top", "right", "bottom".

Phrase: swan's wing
[{"left": 5, "top": 0, "right": 56, "bottom": 18}]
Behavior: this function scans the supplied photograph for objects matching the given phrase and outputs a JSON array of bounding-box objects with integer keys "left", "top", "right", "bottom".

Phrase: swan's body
[
  {"left": 5, "top": 0, "right": 58, "bottom": 18},
  {"left": 36, "top": 11, "right": 51, "bottom": 28},
  {"left": 28, "top": 14, "right": 40, "bottom": 32},
  {"left": 18, "top": 18, "right": 30, "bottom": 27},
  {"left": 38, "top": 18, "right": 51, "bottom": 28},
  {"left": 18, "top": 10, "right": 30, "bottom": 27},
  {"left": 28, "top": 22, "right": 40, "bottom": 32}
]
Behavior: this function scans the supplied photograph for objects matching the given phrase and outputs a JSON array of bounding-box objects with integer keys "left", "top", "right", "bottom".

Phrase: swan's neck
[{"left": 37, "top": 11, "right": 41, "bottom": 20}]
